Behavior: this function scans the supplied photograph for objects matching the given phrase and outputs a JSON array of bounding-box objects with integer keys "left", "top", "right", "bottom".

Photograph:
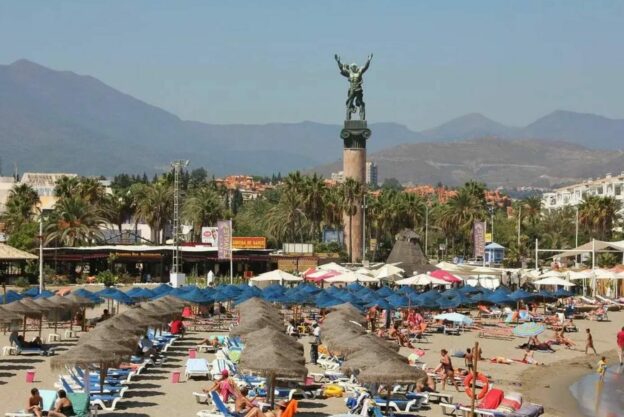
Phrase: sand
[{"left": 1, "top": 299, "right": 622, "bottom": 417}]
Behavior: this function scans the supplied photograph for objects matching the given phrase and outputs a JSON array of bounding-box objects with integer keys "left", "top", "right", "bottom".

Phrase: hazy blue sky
[{"left": 2, "top": 1, "right": 623, "bottom": 129}]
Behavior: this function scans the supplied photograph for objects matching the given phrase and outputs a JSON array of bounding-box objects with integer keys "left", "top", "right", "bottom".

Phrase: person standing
[
  {"left": 464, "top": 348, "right": 474, "bottom": 372},
  {"left": 585, "top": 329, "right": 597, "bottom": 355},
  {"left": 617, "top": 326, "right": 624, "bottom": 365},
  {"left": 439, "top": 349, "right": 460, "bottom": 391}
]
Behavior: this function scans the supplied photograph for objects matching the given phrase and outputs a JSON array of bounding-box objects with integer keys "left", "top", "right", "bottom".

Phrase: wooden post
[{"left": 470, "top": 341, "right": 479, "bottom": 417}]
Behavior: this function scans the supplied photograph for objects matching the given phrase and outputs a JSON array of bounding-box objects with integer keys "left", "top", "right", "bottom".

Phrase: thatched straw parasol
[
  {"left": 64, "top": 294, "right": 95, "bottom": 306},
  {"left": 105, "top": 314, "right": 152, "bottom": 331},
  {"left": 76, "top": 335, "right": 136, "bottom": 354},
  {"left": 236, "top": 297, "right": 275, "bottom": 311},
  {"left": 230, "top": 316, "right": 283, "bottom": 337},
  {"left": 242, "top": 342, "right": 305, "bottom": 364},
  {"left": 357, "top": 358, "right": 426, "bottom": 384},
  {"left": 340, "top": 347, "right": 405, "bottom": 375},
  {"left": 47, "top": 295, "right": 77, "bottom": 309},
  {"left": 139, "top": 302, "right": 176, "bottom": 317},
  {"left": 79, "top": 328, "right": 140, "bottom": 350},
  {"left": 51, "top": 343, "right": 130, "bottom": 394},
  {"left": 240, "top": 327, "right": 303, "bottom": 349},
  {"left": 150, "top": 296, "right": 186, "bottom": 309},
  {"left": 95, "top": 319, "right": 145, "bottom": 335},
  {"left": 117, "top": 309, "right": 165, "bottom": 327},
  {"left": 2, "top": 300, "right": 45, "bottom": 336},
  {"left": 0, "top": 305, "right": 22, "bottom": 322}
]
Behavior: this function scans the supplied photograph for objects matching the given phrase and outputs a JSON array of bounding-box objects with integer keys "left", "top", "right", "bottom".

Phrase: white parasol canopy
[
  {"left": 325, "top": 271, "right": 379, "bottom": 283},
  {"left": 318, "top": 262, "right": 350, "bottom": 273},
  {"left": 250, "top": 270, "right": 302, "bottom": 282},
  {"left": 533, "top": 276, "right": 575, "bottom": 287},
  {"left": 374, "top": 264, "right": 405, "bottom": 280},
  {"left": 395, "top": 274, "right": 448, "bottom": 286},
  {"left": 568, "top": 270, "right": 594, "bottom": 280}
]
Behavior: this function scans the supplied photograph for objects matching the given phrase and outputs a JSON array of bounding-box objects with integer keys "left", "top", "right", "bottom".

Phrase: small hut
[{"left": 386, "top": 229, "right": 435, "bottom": 276}]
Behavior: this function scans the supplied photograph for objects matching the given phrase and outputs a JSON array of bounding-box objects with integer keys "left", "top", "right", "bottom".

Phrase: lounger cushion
[
  {"left": 509, "top": 403, "right": 544, "bottom": 417},
  {"left": 496, "top": 392, "right": 522, "bottom": 412},
  {"left": 478, "top": 388, "right": 504, "bottom": 409}
]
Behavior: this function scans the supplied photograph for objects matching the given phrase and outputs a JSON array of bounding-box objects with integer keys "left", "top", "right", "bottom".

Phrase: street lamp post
[
  {"left": 39, "top": 213, "right": 44, "bottom": 293},
  {"left": 424, "top": 204, "right": 429, "bottom": 259}
]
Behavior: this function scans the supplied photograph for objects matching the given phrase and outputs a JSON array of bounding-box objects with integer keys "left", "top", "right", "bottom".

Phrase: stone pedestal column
[{"left": 341, "top": 120, "right": 371, "bottom": 263}]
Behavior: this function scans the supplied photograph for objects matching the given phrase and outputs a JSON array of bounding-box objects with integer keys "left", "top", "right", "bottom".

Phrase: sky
[{"left": 1, "top": 1, "right": 623, "bottom": 130}]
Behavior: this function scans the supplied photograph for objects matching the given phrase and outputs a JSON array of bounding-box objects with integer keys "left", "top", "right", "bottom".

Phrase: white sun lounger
[{"left": 186, "top": 358, "right": 210, "bottom": 380}]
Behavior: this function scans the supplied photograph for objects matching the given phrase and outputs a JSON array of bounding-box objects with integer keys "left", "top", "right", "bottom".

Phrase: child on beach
[
  {"left": 585, "top": 329, "right": 597, "bottom": 355},
  {"left": 26, "top": 388, "right": 43, "bottom": 417},
  {"left": 597, "top": 356, "right": 607, "bottom": 381}
]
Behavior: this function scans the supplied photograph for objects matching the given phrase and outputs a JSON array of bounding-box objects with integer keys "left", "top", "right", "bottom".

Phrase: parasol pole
[{"left": 470, "top": 341, "right": 479, "bottom": 417}]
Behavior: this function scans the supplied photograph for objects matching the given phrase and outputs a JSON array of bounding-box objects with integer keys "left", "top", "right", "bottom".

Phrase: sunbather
[
  {"left": 203, "top": 369, "right": 241, "bottom": 403},
  {"left": 520, "top": 349, "right": 544, "bottom": 365},
  {"left": 555, "top": 329, "right": 576, "bottom": 348},
  {"left": 27, "top": 388, "right": 43, "bottom": 417},
  {"left": 415, "top": 375, "right": 437, "bottom": 393},
  {"left": 48, "top": 390, "right": 73, "bottom": 417},
  {"left": 197, "top": 336, "right": 221, "bottom": 348}
]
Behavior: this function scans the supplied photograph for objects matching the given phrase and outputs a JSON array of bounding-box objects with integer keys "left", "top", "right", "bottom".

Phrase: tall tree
[
  {"left": 183, "top": 186, "right": 226, "bottom": 241},
  {"left": 131, "top": 182, "right": 173, "bottom": 244},
  {"left": 44, "top": 196, "right": 105, "bottom": 246}
]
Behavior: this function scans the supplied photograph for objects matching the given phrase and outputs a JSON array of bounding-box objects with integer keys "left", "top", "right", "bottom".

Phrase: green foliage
[
  {"left": 315, "top": 241, "right": 342, "bottom": 254},
  {"left": 14, "top": 277, "right": 31, "bottom": 288},
  {"left": 6, "top": 221, "right": 39, "bottom": 251},
  {"left": 96, "top": 270, "right": 118, "bottom": 287},
  {"left": 381, "top": 178, "right": 403, "bottom": 191}
]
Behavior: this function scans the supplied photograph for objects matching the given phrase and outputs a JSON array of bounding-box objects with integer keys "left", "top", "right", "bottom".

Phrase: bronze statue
[{"left": 335, "top": 53, "right": 373, "bottom": 121}]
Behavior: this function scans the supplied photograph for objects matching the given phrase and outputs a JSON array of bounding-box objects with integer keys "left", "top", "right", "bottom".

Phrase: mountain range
[{"left": 1, "top": 59, "right": 623, "bottom": 187}]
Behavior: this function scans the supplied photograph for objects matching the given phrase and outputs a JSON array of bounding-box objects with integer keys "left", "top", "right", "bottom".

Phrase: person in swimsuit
[
  {"left": 439, "top": 349, "right": 460, "bottom": 391},
  {"left": 204, "top": 369, "right": 240, "bottom": 403},
  {"left": 27, "top": 388, "right": 43, "bottom": 417},
  {"left": 48, "top": 390, "right": 73, "bottom": 417},
  {"left": 585, "top": 329, "right": 597, "bottom": 355},
  {"left": 464, "top": 348, "right": 474, "bottom": 372}
]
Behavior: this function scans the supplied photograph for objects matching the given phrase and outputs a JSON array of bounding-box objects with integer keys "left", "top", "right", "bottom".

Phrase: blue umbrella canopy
[
  {"left": 485, "top": 292, "right": 513, "bottom": 305},
  {"left": 33, "top": 290, "right": 55, "bottom": 299},
  {"left": 365, "top": 298, "right": 392, "bottom": 310},
  {"left": 21, "top": 287, "right": 40, "bottom": 297},
  {"left": 72, "top": 288, "right": 102, "bottom": 303},
  {"left": 386, "top": 294, "right": 410, "bottom": 309},
  {"left": 126, "top": 287, "right": 155, "bottom": 300},
  {"left": 95, "top": 287, "right": 135, "bottom": 304},
  {"left": 508, "top": 289, "right": 537, "bottom": 302},
  {"left": 552, "top": 288, "right": 574, "bottom": 298},
  {"left": 174, "top": 287, "right": 213, "bottom": 304},
  {"left": 512, "top": 322, "right": 545, "bottom": 337},
  {"left": 494, "top": 286, "right": 512, "bottom": 295},
  {"left": 3, "top": 290, "right": 23, "bottom": 303},
  {"left": 376, "top": 286, "right": 395, "bottom": 297},
  {"left": 346, "top": 282, "right": 366, "bottom": 292},
  {"left": 152, "top": 283, "right": 173, "bottom": 295}
]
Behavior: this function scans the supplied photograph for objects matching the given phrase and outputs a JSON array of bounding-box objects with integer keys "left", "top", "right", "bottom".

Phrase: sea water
[{"left": 569, "top": 365, "right": 624, "bottom": 417}]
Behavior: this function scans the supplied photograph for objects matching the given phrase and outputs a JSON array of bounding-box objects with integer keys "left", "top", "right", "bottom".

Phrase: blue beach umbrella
[
  {"left": 34, "top": 290, "right": 55, "bottom": 299},
  {"left": 386, "top": 294, "right": 410, "bottom": 309},
  {"left": 512, "top": 322, "right": 545, "bottom": 337},
  {"left": 3, "top": 290, "right": 23, "bottom": 303},
  {"left": 152, "top": 283, "right": 173, "bottom": 295},
  {"left": 552, "top": 288, "right": 574, "bottom": 298},
  {"left": 96, "top": 287, "right": 135, "bottom": 304},
  {"left": 376, "top": 287, "right": 395, "bottom": 297},
  {"left": 508, "top": 289, "right": 536, "bottom": 302},
  {"left": 365, "top": 298, "right": 392, "bottom": 310},
  {"left": 72, "top": 288, "right": 102, "bottom": 303}
]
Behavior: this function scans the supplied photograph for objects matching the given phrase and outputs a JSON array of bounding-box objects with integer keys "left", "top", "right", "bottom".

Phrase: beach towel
[
  {"left": 477, "top": 388, "right": 504, "bottom": 409},
  {"left": 496, "top": 392, "right": 522, "bottom": 413}
]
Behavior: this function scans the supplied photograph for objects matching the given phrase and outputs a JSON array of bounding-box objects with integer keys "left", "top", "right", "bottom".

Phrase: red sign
[{"left": 233, "top": 237, "right": 267, "bottom": 249}]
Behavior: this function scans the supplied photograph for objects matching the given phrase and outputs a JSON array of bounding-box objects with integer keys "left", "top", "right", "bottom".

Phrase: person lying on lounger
[{"left": 197, "top": 336, "right": 222, "bottom": 348}]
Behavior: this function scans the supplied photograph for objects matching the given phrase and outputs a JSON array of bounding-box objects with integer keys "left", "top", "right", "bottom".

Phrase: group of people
[
  {"left": 27, "top": 389, "right": 73, "bottom": 417},
  {"left": 202, "top": 369, "right": 292, "bottom": 417}
]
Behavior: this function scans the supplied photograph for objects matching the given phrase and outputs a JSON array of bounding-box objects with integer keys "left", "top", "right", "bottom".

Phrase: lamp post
[
  {"left": 424, "top": 204, "right": 429, "bottom": 259},
  {"left": 39, "top": 212, "right": 44, "bottom": 293},
  {"left": 575, "top": 205, "right": 579, "bottom": 266}
]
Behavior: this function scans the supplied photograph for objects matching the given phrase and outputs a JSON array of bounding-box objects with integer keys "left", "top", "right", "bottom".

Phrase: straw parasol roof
[
  {"left": 117, "top": 309, "right": 165, "bottom": 327},
  {"left": 50, "top": 344, "right": 124, "bottom": 371},
  {"left": 151, "top": 295, "right": 186, "bottom": 309},
  {"left": 240, "top": 327, "right": 303, "bottom": 349},
  {"left": 105, "top": 314, "right": 153, "bottom": 331},
  {"left": 47, "top": 294, "right": 77, "bottom": 309},
  {"left": 76, "top": 334, "right": 136, "bottom": 354},
  {"left": 95, "top": 319, "right": 145, "bottom": 335},
  {"left": 139, "top": 302, "right": 176, "bottom": 316},
  {"left": 0, "top": 306, "right": 22, "bottom": 322},
  {"left": 236, "top": 297, "right": 276, "bottom": 311},
  {"left": 239, "top": 347, "right": 307, "bottom": 378},
  {"left": 16, "top": 298, "right": 47, "bottom": 314},
  {"left": 0, "top": 243, "right": 38, "bottom": 261},
  {"left": 64, "top": 293, "right": 96, "bottom": 306},
  {"left": 341, "top": 348, "right": 405, "bottom": 375},
  {"left": 2, "top": 300, "right": 40, "bottom": 315},
  {"left": 357, "top": 358, "right": 426, "bottom": 384}
]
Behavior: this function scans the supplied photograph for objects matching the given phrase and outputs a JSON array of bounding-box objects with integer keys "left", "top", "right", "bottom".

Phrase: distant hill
[
  {"left": 315, "top": 138, "right": 624, "bottom": 188},
  {"left": 1, "top": 59, "right": 623, "bottom": 182}
]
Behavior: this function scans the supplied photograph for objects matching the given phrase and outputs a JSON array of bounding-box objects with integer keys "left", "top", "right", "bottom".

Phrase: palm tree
[
  {"left": 266, "top": 191, "right": 308, "bottom": 243},
  {"left": 1, "top": 184, "right": 40, "bottom": 233},
  {"left": 435, "top": 188, "right": 485, "bottom": 255},
  {"left": 579, "top": 196, "right": 621, "bottom": 240},
  {"left": 44, "top": 196, "right": 105, "bottom": 246},
  {"left": 322, "top": 186, "right": 343, "bottom": 230},
  {"left": 78, "top": 177, "right": 106, "bottom": 204},
  {"left": 301, "top": 174, "right": 326, "bottom": 240},
  {"left": 54, "top": 176, "right": 80, "bottom": 199},
  {"left": 341, "top": 178, "right": 363, "bottom": 262},
  {"left": 131, "top": 182, "right": 173, "bottom": 244},
  {"left": 101, "top": 190, "right": 134, "bottom": 233},
  {"left": 183, "top": 186, "right": 226, "bottom": 241}
]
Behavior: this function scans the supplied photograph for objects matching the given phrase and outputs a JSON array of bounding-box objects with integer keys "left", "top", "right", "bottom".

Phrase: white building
[
  {"left": 366, "top": 161, "right": 378, "bottom": 186},
  {"left": 331, "top": 171, "right": 345, "bottom": 183},
  {"left": 542, "top": 172, "right": 624, "bottom": 211},
  {"left": 0, "top": 176, "right": 17, "bottom": 213}
]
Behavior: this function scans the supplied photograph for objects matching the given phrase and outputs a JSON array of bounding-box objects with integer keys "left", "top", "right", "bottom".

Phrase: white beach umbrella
[
  {"left": 396, "top": 274, "right": 448, "bottom": 286},
  {"left": 533, "top": 276, "right": 575, "bottom": 287},
  {"left": 250, "top": 270, "right": 302, "bottom": 283},
  {"left": 568, "top": 270, "right": 593, "bottom": 280},
  {"left": 325, "top": 271, "right": 379, "bottom": 283},
  {"left": 537, "top": 270, "right": 566, "bottom": 279},
  {"left": 592, "top": 268, "right": 617, "bottom": 279},
  {"left": 374, "top": 264, "right": 405, "bottom": 280},
  {"left": 318, "top": 262, "right": 350, "bottom": 273}
]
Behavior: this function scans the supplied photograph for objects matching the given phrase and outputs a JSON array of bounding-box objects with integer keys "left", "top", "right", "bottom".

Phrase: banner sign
[
  {"left": 473, "top": 221, "right": 485, "bottom": 258},
  {"left": 201, "top": 226, "right": 218, "bottom": 246},
  {"left": 232, "top": 237, "right": 266, "bottom": 249},
  {"left": 217, "top": 220, "right": 232, "bottom": 259}
]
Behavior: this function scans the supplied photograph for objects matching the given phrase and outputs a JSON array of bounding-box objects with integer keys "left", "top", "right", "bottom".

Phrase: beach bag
[{"left": 496, "top": 392, "right": 522, "bottom": 413}]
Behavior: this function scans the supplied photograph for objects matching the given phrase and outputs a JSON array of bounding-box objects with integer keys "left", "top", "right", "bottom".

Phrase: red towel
[{"left": 477, "top": 388, "right": 504, "bottom": 409}]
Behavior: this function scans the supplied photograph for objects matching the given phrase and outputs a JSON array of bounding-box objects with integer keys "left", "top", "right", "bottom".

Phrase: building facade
[
  {"left": 542, "top": 172, "right": 624, "bottom": 211},
  {"left": 365, "top": 161, "right": 378, "bottom": 187}
]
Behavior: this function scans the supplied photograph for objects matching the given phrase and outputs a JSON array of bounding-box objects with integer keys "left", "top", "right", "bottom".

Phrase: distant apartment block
[
  {"left": 542, "top": 172, "right": 624, "bottom": 211},
  {"left": 330, "top": 171, "right": 345, "bottom": 184},
  {"left": 366, "top": 161, "right": 378, "bottom": 187}
]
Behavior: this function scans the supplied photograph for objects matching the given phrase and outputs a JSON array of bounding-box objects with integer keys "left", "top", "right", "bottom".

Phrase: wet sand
[{"left": 1, "top": 294, "right": 622, "bottom": 417}]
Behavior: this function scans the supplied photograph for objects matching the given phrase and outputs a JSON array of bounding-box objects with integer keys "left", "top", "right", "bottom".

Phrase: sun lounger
[
  {"left": 373, "top": 393, "right": 426, "bottom": 413},
  {"left": 60, "top": 377, "right": 123, "bottom": 412},
  {"left": 196, "top": 391, "right": 239, "bottom": 417},
  {"left": 186, "top": 358, "right": 210, "bottom": 379},
  {"left": 210, "top": 358, "right": 236, "bottom": 380},
  {"left": 58, "top": 375, "right": 128, "bottom": 396},
  {"left": 5, "top": 389, "right": 57, "bottom": 417},
  {"left": 67, "top": 392, "right": 94, "bottom": 417}
]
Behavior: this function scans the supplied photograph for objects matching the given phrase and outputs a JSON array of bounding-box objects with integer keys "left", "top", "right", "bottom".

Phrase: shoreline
[{"left": 519, "top": 349, "right": 619, "bottom": 417}]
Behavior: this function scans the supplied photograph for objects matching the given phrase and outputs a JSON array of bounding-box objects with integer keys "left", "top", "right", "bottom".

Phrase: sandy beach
[{"left": 1, "top": 299, "right": 622, "bottom": 417}]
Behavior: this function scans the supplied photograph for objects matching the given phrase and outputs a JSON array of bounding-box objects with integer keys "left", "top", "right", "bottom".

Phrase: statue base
[{"left": 340, "top": 120, "right": 371, "bottom": 149}]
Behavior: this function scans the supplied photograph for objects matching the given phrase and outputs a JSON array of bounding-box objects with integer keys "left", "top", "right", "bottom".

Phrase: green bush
[
  {"left": 14, "top": 277, "right": 31, "bottom": 288},
  {"left": 96, "top": 270, "right": 118, "bottom": 287}
]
